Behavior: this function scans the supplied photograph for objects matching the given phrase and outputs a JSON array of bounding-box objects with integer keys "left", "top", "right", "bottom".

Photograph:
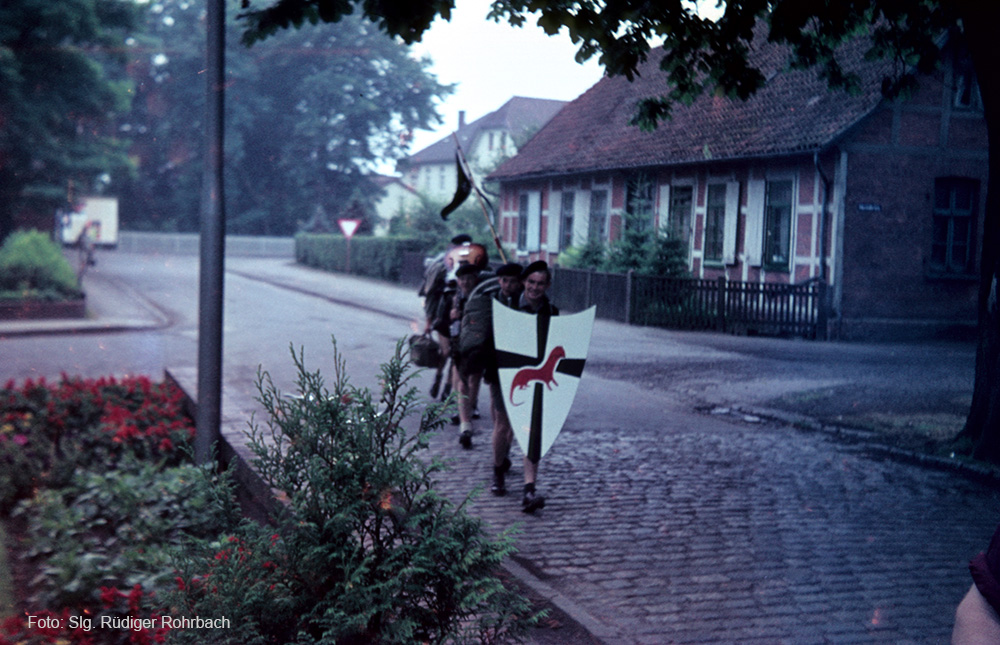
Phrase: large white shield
[{"left": 493, "top": 302, "right": 596, "bottom": 462}]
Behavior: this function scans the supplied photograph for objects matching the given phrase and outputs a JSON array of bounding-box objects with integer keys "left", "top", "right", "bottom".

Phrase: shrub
[
  {"left": 644, "top": 234, "right": 690, "bottom": 278},
  {"left": 0, "top": 229, "right": 81, "bottom": 300},
  {"left": 596, "top": 212, "right": 691, "bottom": 277},
  {"left": 557, "top": 238, "right": 606, "bottom": 270},
  {"left": 15, "top": 459, "right": 239, "bottom": 610},
  {"left": 295, "top": 233, "right": 426, "bottom": 282},
  {"left": 167, "top": 340, "right": 538, "bottom": 644}
]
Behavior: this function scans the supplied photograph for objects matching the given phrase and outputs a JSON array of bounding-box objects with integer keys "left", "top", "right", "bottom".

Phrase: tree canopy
[
  {"left": 0, "top": 0, "right": 140, "bottom": 240},
  {"left": 117, "top": 0, "right": 452, "bottom": 234}
]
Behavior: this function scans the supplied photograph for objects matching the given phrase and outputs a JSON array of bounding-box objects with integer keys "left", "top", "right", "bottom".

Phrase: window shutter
[
  {"left": 723, "top": 181, "right": 740, "bottom": 264},
  {"left": 550, "top": 191, "right": 562, "bottom": 251},
  {"left": 658, "top": 184, "right": 670, "bottom": 233},
  {"left": 745, "top": 179, "right": 765, "bottom": 266},
  {"left": 527, "top": 191, "right": 541, "bottom": 252}
]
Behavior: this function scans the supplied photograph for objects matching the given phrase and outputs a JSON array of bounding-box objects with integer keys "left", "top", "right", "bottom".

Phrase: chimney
[{"left": 458, "top": 110, "right": 466, "bottom": 130}]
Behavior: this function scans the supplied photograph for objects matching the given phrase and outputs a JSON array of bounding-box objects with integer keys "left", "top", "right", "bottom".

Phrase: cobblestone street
[{"left": 425, "top": 372, "right": 1000, "bottom": 644}]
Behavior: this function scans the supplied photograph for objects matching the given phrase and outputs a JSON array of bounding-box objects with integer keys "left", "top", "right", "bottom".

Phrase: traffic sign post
[{"left": 337, "top": 218, "right": 362, "bottom": 273}]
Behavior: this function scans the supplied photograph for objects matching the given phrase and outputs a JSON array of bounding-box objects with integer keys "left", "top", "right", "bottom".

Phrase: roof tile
[{"left": 491, "top": 32, "right": 890, "bottom": 180}]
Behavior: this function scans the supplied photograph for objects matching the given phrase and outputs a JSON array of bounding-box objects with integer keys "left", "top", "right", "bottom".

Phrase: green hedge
[
  {"left": 295, "top": 233, "right": 426, "bottom": 282},
  {"left": 0, "top": 229, "right": 82, "bottom": 300}
]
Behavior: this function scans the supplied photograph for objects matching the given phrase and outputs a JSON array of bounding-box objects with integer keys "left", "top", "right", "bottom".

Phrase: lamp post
[{"left": 195, "top": 0, "right": 226, "bottom": 465}]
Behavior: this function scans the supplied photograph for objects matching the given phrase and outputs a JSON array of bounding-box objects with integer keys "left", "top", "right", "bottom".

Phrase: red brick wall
[{"left": 839, "top": 148, "right": 983, "bottom": 324}]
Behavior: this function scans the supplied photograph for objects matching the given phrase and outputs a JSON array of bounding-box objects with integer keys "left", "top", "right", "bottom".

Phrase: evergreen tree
[{"left": 0, "top": 0, "right": 140, "bottom": 241}]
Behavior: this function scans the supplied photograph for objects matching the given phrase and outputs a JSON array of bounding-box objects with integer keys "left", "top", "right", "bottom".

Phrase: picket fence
[{"left": 550, "top": 267, "right": 829, "bottom": 340}]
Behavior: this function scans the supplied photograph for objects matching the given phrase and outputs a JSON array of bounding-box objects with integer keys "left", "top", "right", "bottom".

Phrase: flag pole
[{"left": 451, "top": 133, "right": 507, "bottom": 264}]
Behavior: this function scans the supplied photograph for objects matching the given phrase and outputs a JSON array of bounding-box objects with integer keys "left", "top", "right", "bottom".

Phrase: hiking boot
[
  {"left": 521, "top": 490, "right": 545, "bottom": 513},
  {"left": 521, "top": 483, "right": 545, "bottom": 513},
  {"left": 491, "top": 472, "right": 506, "bottom": 496},
  {"left": 459, "top": 430, "right": 473, "bottom": 449},
  {"left": 491, "top": 458, "right": 511, "bottom": 496}
]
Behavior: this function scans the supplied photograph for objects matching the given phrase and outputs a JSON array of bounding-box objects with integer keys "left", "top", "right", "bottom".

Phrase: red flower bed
[
  {"left": 0, "top": 375, "right": 199, "bottom": 644},
  {"left": 0, "top": 375, "right": 195, "bottom": 512}
]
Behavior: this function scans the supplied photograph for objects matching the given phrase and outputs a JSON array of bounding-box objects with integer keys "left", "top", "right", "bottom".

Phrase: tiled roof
[
  {"left": 490, "top": 32, "right": 892, "bottom": 180},
  {"left": 404, "top": 96, "right": 568, "bottom": 166}
]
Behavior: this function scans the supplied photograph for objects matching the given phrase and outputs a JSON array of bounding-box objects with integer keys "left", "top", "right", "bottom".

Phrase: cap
[
  {"left": 450, "top": 234, "right": 473, "bottom": 245},
  {"left": 522, "top": 260, "right": 549, "bottom": 279},
  {"left": 496, "top": 262, "right": 523, "bottom": 277}
]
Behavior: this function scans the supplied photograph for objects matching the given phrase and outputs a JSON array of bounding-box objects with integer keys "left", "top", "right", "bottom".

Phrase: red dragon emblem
[{"left": 509, "top": 346, "right": 566, "bottom": 406}]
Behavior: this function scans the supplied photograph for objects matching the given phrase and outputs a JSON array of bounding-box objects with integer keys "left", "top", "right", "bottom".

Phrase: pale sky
[{"left": 405, "top": 0, "right": 606, "bottom": 157}]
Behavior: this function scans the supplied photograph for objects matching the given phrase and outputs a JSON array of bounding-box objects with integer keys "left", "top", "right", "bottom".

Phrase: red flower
[{"left": 100, "top": 585, "right": 123, "bottom": 607}]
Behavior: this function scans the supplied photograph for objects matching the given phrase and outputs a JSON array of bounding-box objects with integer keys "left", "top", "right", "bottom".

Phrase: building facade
[{"left": 489, "top": 35, "right": 987, "bottom": 340}]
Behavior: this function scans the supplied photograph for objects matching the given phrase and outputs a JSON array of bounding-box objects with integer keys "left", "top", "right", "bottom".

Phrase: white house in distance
[
  {"left": 369, "top": 174, "right": 421, "bottom": 236},
  {"left": 397, "top": 96, "right": 568, "bottom": 207}
]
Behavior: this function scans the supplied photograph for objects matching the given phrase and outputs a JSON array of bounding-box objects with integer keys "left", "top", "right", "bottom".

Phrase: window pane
[
  {"left": 954, "top": 182, "right": 974, "bottom": 212},
  {"left": 561, "top": 191, "right": 575, "bottom": 249},
  {"left": 767, "top": 180, "right": 792, "bottom": 207},
  {"left": 953, "top": 219, "right": 970, "bottom": 244},
  {"left": 589, "top": 190, "right": 607, "bottom": 240},
  {"left": 705, "top": 184, "right": 726, "bottom": 261},
  {"left": 951, "top": 243, "right": 969, "bottom": 271},
  {"left": 669, "top": 186, "right": 693, "bottom": 245},
  {"left": 763, "top": 180, "right": 792, "bottom": 269},
  {"left": 931, "top": 178, "right": 978, "bottom": 275}
]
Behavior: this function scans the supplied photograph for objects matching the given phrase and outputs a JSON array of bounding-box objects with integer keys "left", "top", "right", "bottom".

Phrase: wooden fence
[{"left": 551, "top": 268, "right": 828, "bottom": 339}]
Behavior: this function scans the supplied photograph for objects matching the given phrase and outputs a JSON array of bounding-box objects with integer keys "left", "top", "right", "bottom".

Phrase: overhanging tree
[
  {"left": 239, "top": 0, "right": 999, "bottom": 462},
  {"left": 0, "top": 0, "right": 140, "bottom": 241},
  {"left": 118, "top": 0, "right": 451, "bottom": 235}
]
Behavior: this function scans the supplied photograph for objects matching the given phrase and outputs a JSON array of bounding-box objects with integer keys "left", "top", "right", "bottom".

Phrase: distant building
[
  {"left": 488, "top": 31, "right": 987, "bottom": 341},
  {"left": 369, "top": 174, "right": 421, "bottom": 236},
  {"left": 398, "top": 96, "right": 568, "bottom": 207}
]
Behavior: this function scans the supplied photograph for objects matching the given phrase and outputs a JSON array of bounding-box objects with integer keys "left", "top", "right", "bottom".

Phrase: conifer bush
[{"left": 168, "top": 340, "right": 537, "bottom": 644}]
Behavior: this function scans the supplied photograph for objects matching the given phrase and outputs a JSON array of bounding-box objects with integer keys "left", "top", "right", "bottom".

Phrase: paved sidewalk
[{"left": 7, "top": 256, "right": 998, "bottom": 644}]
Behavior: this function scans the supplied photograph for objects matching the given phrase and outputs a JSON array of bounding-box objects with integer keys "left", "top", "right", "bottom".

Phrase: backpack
[
  {"left": 457, "top": 276, "right": 500, "bottom": 369},
  {"left": 419, "top": 259, "right": 448, "bottom": 318}
]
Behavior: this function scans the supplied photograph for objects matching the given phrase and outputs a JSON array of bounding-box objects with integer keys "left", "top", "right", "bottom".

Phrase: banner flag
[
  {"left": 440, "top": 152, "right": 472, "bottom": 219},
  {"left": 493, "top": 302, "right": 596, "bottom": 462}
]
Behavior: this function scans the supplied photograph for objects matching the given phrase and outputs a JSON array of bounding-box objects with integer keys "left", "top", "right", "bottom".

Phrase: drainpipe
[
  {"left": 813, "top": 150, "right": 831, "bottom": 284},
  {"left": 814, "top": 150, "right": 833, "bottom": 339}
]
